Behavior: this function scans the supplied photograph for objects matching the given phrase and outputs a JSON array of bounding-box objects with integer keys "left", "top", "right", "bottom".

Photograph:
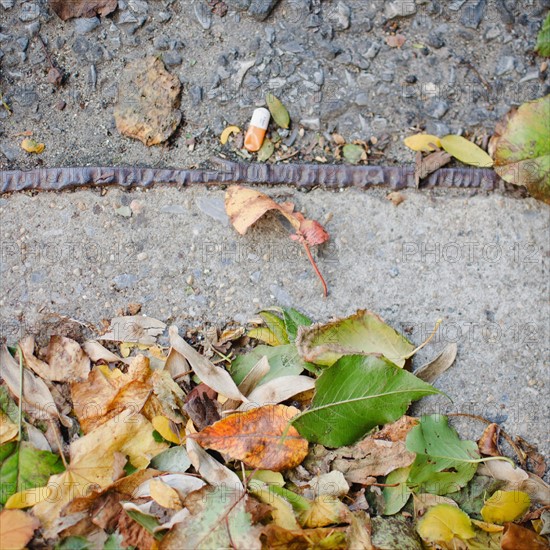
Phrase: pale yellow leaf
[
  {"left": 440, "top": 134, "right": 494, "bottom": 167},
  {"left": 403, "top": 134, "right": 442, "bottom": 152},
  {"left": 250, "top": 485, "right": 300, "bottom": 530},
  {"left": 0, "top": 411, "right": 18, "bottom": 444},
  {"left": 417, "top": 503, "right": 475, "bottom": 543},
  {"left": 220, "top": 125, "right": 241, "bottom": 145},
  {"left": 20, "top": 138, "right": 44, "bottom": 153},
  {"left": 481, "top": 490, "right": 531, "bottom": 524},
  {"left": 149, "top": 478, "right": 182, "bottom": 510}
]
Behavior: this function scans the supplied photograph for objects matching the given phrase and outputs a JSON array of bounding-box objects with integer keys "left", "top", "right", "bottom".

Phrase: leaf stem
[
  {"left": 301, "top": 240, "right": 328, "bottom": 297},
  {"left": 16, "top": 345, "right": 23, "bottom": 441}
]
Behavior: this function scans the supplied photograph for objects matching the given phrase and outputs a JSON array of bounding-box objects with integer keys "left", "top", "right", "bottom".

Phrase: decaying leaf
[
  {"left": 0, "top": 411, "right": 18, "bottom": 444},
  {"left": 414, "top": 343, "right": 457, "bottom": 383},
  {"left": 0, "top": 509, "right": 40, "bottom": 550},
  {"left": 386, "top": 191, "right": 405, "bottom": 206},
  {"left": 440, "top": 134, "right": 494, "bottom": 167},
  {"left": 371, "top": 515, "right": 423, "bottom": 549},
  {"left": 404, "top": 134, "right": 442, "bottom": 152},
  {"left": 342, "top": 143, "right": 365, "bottom": 164},
  {"left": 250, "top": 484, "right": 300, "bottom": 530},
  {"left": 266, "top": 94, "right": 290, "bottom": 129},
  {"left": 20, "top": 138, "right": 44, "bottom": 154},
  {"left": 261, "top": 524, "right": 347, "bottom": 549},
  {"left": 193, "top": 405, "right": 308, "bottom": 471},
  {"left": 220, "top": 125, "right": 241, "bottom": 144},
  {"left": 416, "top": 503, "right": 475, "bottom": 544},
  {"left": 257, "top": 138, "right": 275, "bottom": 162},
  {"left": 49, "top": 0, "right": 117, "bottom": 20},
  {"left": 478, "top": 423, "right": 501, "bottom": 457},
  {"left": 292, "top": 356, "right": 439, "bottom": 447},
  {"left": 501, "top": 522, "right": 549, "bottom": 550},
  {"left": 298, "top": 495, "right": 349, "bottom": 528},
  {"left": 491, "top": 95, "right": 550, "bottom": 203},
  {"left": 535, "top": 12, "right": 550, "bottom": 57},
  {"left": 295, "top": 309, "right": 415, "bottom": 368},
  {"left": 481, "top": 490, "right": 531, "bottom": 524},
  {"left": 100, "top": 315, "right": 166, "bottom": 344},
  {"left": 114, "top": 57, "right": 182, "bottom": 146}
]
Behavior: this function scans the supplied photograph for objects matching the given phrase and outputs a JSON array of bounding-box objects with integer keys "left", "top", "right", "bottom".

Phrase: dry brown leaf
[
  {"left": 386, "top": 191, "right": 405, "bottom": 206},
  {"left": 192, "top": 405, "right": 308, "bottom": 472},
  {"left": 346, "top": 511, "right": 374, "bottom": 549},
  {"left": 415, "top": 150, "right": 452, "bottom": 186},
  {"left": 0, "top": 509, "right": 40, "bottom": 550},
  {"left": 100, "top": 315, "right": 166, "bottom": 344},
  {"left": 118, "top": 508, "right": 157, "bottom": 549},
  {"left": 500, "top": 522, "right": 549, "bottom": 549},
  {"left": 49, "top": 0, "right": 116, "bottom": 20},
  {"left": 82, "top": 340, "right": 129, "bottom": 364},
  {"left": 184, "top": 383, "right": 221, "bottom": 431},
  {"left": 0, "top": 411, "right": 18, "bottom": 444},
  {"left": 414, "top": 343, "right": 457, "bottom": 383},
  {"left": 478, "top": 423, "right": 501, "bottom": 457}
]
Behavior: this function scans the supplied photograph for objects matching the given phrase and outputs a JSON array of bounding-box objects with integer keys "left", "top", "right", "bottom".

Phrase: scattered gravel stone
[
  {"left": 1, "top": 0, "right": 15, "bottom": 9},
  {"left": 495, "top": 55, "right": 515, "bottom": 76},
  {"left": 194, "top": 2, "right": 212, "bottom": 30},
  {"left": 385, "top": 0, "right": 416, "bottom": 19},
  {"left": 19, "top": 3, "right": 40, "bottom": 21},
  {"left": 425, "top": 121, "right": 450, "bottom": 136},
  {"left": 355, "top": 92, "right": 369, "bottom": 106},
  {"left": 196, "top": 197, "right": 229, "bottom": 224},
  {"left": 0, "top": 142, "right": 19, "bottom": 161},
  {"left": 153, "top": 34, "right": 171, "bottom": 50},
  {"left": 157, "top": 11, "right": 171, "bottom": 22},
  {"left": 74, "top": 17, "right": 100, "bottom": 34},
  {"left": 426, "top": 32, "right": 445, "bottom": 49},
  {"left": 300, "top": 117, "right": 321, "bottom": 130},
  {"left": 427, "top": 99, "right": 449, "bottom": 119},
  {"left": 160, "top": 205, "right": 187, "bottom": 214},
  {"left": 162, "top": 51, "right": 182, "bottom": 66},
  {"left": 460, "top": 0, "right": 486, "bottom": 29},
  {"left": 327, "top": 2, "right": 351, "bottom": 32},
  {"left": 113, "top": 273, "right": 139, "bottom": 289},
  {"left": 248, "top": 0, "right": 281, "bottom": 21},
  {"left": 269, "top": 283, "right": 292, "bottom": 307},
  {"left": 189, "top": 84, "right": 203, "bottom": 106}
]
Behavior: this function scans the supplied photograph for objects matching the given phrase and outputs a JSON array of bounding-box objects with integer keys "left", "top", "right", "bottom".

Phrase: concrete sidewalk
[{"left": 0, "top": 185, "right": 548, "bottom": 455}]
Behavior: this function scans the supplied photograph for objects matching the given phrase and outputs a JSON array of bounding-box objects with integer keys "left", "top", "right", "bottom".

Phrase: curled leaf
[
  {"left": 220, "top": 125, "right": 241, "bottom": 145},
  {"left": 440, "top": 134, "right": 493, "bottom": 168},
  {"left": 414, "top": 343, "right": 457, "bottom": 383},
  {"left": 266, "top": 94, "right": 290, "bottom": 129},
  {"left": 20, "top": 138, "right": 45, "bottom": 154}
]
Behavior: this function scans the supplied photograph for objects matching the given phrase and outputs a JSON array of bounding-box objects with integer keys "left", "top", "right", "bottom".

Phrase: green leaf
[
  {"left": 295, "top": 309, "right": 415, "bottom": 368},
  {"left": 416, "top": 503, "right": 475, "bottom": 543},
  {"left": 0, "top": 441, "right": 65, "bottom": 505},
  {"left": 282, "top": 308, "right": 313, "bottom": 342},
  {"left": 258, "top": 310, "right": 290, "bottom": 345},
  {"left": 231, "top": 344, "right": 311, "bottom": 386},
  {"left": 0, "top": 386, "right": 19, "bottom": 424},
  {"left": 149, "top": 446, "right": 191, "bottom": 473},
  {"left": 103, "top": 533, "right": 127, "bottom": 550},
  {"left": 406, "top": 415, "right": 481, "bottom": 495},
  {"left": 257, "top": 138, "right": 274, "bottom": 162},
  {"left": 124, "top": 509, "right": 163, "bottom": 540},
  {"left": 291, "top": 355, "right": 440, "bottom": 448},
  {"left": 266, "top": 94, "right": 290, "bottom": 129},
  {"left": 440, "top": 135, "right": 493, "bottom": 167},
  {"left": 535, "top": 12, "right": 550, "bottom": 57},
  {"left": 55, "top": 536, "right": 90, "bottom": 550},
  {"left": 383, "top": 466, "right": 412, "bottom": 515},
  {"left": 342, "top": 143, "right": 364, "bottom": 164},
  {"left": 492, "top": 95, "right": 550, "bottom": 204}
]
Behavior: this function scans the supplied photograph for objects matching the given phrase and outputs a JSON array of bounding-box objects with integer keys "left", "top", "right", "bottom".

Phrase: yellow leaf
[
  {"left": 298, "top": 496, "right": 349, "bottom": 528},
  {"left": 471, "top": 519, "right": 504, "bottom": 533},
  {"left": 149, "top": 478, "right": 181, "bottom": 509},
  {"left": 440, "top": 134, "right": 494, "bottom": 167},
  {"left": 20, "top": 138, "right": 45, "bottom": 153},
  {"left": 250, "top": 485, "right": 300, "bottom": 530},
  {"left": 417, "top": 503, "right": 475, "bottom": 543},
  {"left": 0, "top": 509, "right": 40, "bottom": 550},
  {"left": 5, "top": 486, "right": 51, "bottom": 509},
  {"left": 403, "top": 134, "right": 442, "bottom": 152},
  {"left": 152, "top": 415, "right": 184, "bottom": 444},
  {"left": 481, "top": 490, "right": 531, "bottom": 524},
  {"left": 247, "top": 327, "right": 281, "bottom": 346},
  {"left": 220, "top": 125, "right": 241, "bottom": 144},
  {"left": 0, "top": 411, "right": 18, "bottom": 444}
]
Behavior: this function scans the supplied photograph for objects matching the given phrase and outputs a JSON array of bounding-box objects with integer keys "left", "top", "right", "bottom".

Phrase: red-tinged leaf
[{"left": 192, "top": 405, "right": 308, "bottom": 472}]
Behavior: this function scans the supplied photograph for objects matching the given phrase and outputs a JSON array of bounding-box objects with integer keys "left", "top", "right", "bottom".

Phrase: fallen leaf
[
  {"left": 343, "top": 143, "right": 365, "bottom": 164},
  {"left": 266, "top": 94, "right": 290, "bottom": 129},
  {"left": 241, "top": 375, "right": 315, "bottom": 410},
  {"left": 151, "top": 416, "right": 184, "bottom": 445},
  {"left": 416, "top": 503, "right": 475, "bottom": 544},
  {"left": 386, "top": 191, "right": 405, "bottom": 206},
  {"left": 478, "top": 459, "right": 529, "bottom": 484},
  {"left": 535, "top": 12, "right": 550, "bottom": 57},
  {"left": 114, "top": 57, "right": 182, "bottom": 146},
  {"left": 0, "top": 411, "right": 18, "bottom": 444},
  {"left": 440, "top": 134, "right": 493, "bottom": 168},
  {"left": 386, "top": 34, "right": 406, "bottom": 48},
  {"left": 347, "top": 511, "right": 373, "bottom": 549},
  {"left": 0, "top": 509, "right": 40, "bottom": 550},
  {"left": 99, "top": 315, "right": 166, "bottom": 344},
  {"left": 414, "top": 343, "right": 457, "bottom": 383},
  {"left": 298, "top": 495, "right": 349, "bottom": 528},
  {"left": 184, "top": 383, "right": 221, "bottom": 430},
  {"left": 403, "top": 134, "right": 442, "bottom": 152},
  {"left": 295, "top": 309, "right": 415, "bottom": 368},
  {"left": 149, "top": 447, "right": 191, "bottom": 473},
  {"left": 445, "top": 474, "right": 504, "bottom": 518},
  {"left": 383, "top": 466, "right": 412, "bottom": 515},
  {"left": 257, "top": 138, "right": 275, "bottom": 162},
  {"left": 261, "top": 524, "right": 347, "bottom": 549},
  {"left": 81, "top": 340, "right": 128, "bottom": 365},
  {"left": 193, "top": 404, "right": 308, "bottom": 471},
  {"left": 133, "top": 473, "right": 205, "bottom": 503},
  {"left": 491, "top": 95, "right": 550, "bottom": 203},
  {"left": 159, "top": 485, "right": 262, "bottom": 550},
  {"left": 250, "top": 484, "right": 300, "bottom": 530},
  {"left": 413, "top": 493, "right": 459, "bottom": 519},
  {"left": 149, "top": 478, "right": 181, "bottom": 510},
  {"left": 48, "top": 0, "right": 116, "bottom": 20},
  {"left": 406, "top": 415, "right": 484, "bottom": 495},
  {"left": 500, "top": 522, "right": 549, "bottom": 550},
  {"left": 332, "top": 133, "right": 346, "bottom": 145},
  {"left": 119, "top": 508, "right": 157, "bottom": 548},
  {"left": 478, "top": 423, "right": 501, "bottom": 457},
  {"left": 291, "top": 355, "right": 439, "bottom": 447},
  {"left": 20, "top": 138, "right": 44, "bottom": 153},
  {"left": 481, "top": 490, "right": 531, "bottom": 524},
  {"left": 169, "top": 325, "right": 246, "bottom": 402},
  {"left": 220, "top": 125, "right": 241, "bottom": 144},
  {"left": 515, "top": 436, "right": 547, "bottom": 478}
]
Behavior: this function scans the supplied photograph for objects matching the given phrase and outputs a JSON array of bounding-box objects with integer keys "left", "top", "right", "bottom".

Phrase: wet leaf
[
  {"left": 0, "top": 509, "right": 40, "bottom": 550},
  {"left": 440, "top": 134, "right": 493, "bottom": 167},
  {"left": 343, "top": 143, "right": 365, "bottom": 164},
  {"left": 49, "top": 0, "right": 116, "bottom": 20},
  {"left": 0, "top": 411, "right": 18, "bottom": 444},
  {"left": 414, "top": 343, "right": 457, "bottom": 383},
  {"left": 1, "top": 442, "right": 64, "bottom": 507},
  {"left": 296, "top": 310, "right": 414, "bottom": 368},
  {"left": 20, "top": 138, "right": 44, "bottom": 153},
  {"left": 535, "top": 12, "right": 550, "bottom": 57},
  {"left": 403, "top": 134, "right": 442, "bottom": 152},
  {"left": 501, "top": 522, "right": 549, "bottom": 549},
  {"left": 266, "top": 94, "right": 290, "bottom": 129},
  {"left": 416, "top": 503, "right": 475, "bottom": 543},
  {"left": 491, "top": 95, "right": 550, "bottom": 203},
  {"left": 481, "top": 490, "right": 530, "bottom": 524},
  {"left": 193, "top": 405, "right": 308, "bottom": 471},
  {"left": 291, "top": 355, "right": 440, "bottom": 447},
  {"left": 406, "top": 415, "right": 482, "bottom": 495},
  {"left": 220, "top": 125, "right": 241, "bottom": 144},
  {"left": 257, "top": 138, "right": 274, "bottom": 162}
]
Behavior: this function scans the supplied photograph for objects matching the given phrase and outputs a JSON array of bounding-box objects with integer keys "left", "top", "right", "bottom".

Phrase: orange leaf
[
  {"left": 192, "top": 405, "right": 308, "bottom": 472},
  {"left": 0, "top": 509, "right": 40, "bottom": 549}
]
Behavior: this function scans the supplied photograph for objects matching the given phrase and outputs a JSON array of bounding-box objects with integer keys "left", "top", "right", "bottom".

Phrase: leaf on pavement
[
  {"left": 500, "top": 522, "right": 549, "bottom": 550},
  {"left": 0, "top": 509, "right": 40, "bottom": 550},
  {"left": 440, "top": 134, "right": 494, "bottom": 167},
  {"left": 342, "top": 143, "right": 366, "bottom": 164},
  {"left": 404, "top": 134, "right": 442, "bottom": 152},
  {"left": 99, "top": 315, "right": 166, "bottom": 345},
  {"left": 192, "top": 404, "right": 308, "bottom": 471},
  {"left": 414, "top": 343, "right": 457, "bottom": 383},
  {"left": 406, "top": 415, "right": 482, "bottom": 495},
  {"left": 81, "top": 340, "right": 129, "bottom": 365},
  {"left": 490, "top": 95, "right": 550, "bottom": 203},
  {"left": 266, "top": 93, "right": 290, "bottom": 129},
  {"left": 257, "top": 138, "right": 274, "bottom": 162},
  {"left": 295, "top": 309, "right": 415, "bottom": 368},
  {"left": 291, "top": 355, "right": 439, "bottom": 448},
  {"left": 169, "top": 325, "right": 246, "bottom": 402},
  {"left": 478, "top": 423, "right": 501, "bottom": 457},
  {"left": 416, "top": 503, "right": 475, "bottom": 544},
  {"left": 220, "top": 125, "right": 241, "bottom": 145},
  {"left": 481, "top": 490, "right": 531, "bottom": 524}
]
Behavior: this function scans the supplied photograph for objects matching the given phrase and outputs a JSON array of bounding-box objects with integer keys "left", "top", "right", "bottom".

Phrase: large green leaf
[
  {"left": 492, "top": 95, "right": 550, "bottom": 204},
  {"left": 535, "top": 12, "right": 550, "bottom": 57},
  {"left": 295, "top": 310, "right": 415, "bottom": 368},
  {"left": 291, "top": 355, "right": 440, "bottom": 448},
  {"left": 406, "top": 415, "right": 481, "bottom": 495},
  {"left": 0, "top": 441, "right": 65, "bottom": 505}
]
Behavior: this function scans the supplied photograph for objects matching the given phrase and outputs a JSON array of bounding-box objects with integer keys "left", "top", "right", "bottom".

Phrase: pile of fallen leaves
[{"left": 0, "top": 308, "right": 548, "bottom": 549}]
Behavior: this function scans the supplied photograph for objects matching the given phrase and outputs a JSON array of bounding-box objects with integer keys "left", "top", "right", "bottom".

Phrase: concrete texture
[{"left": 0, "top": 185, "right": 548, "bottom": 455}]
